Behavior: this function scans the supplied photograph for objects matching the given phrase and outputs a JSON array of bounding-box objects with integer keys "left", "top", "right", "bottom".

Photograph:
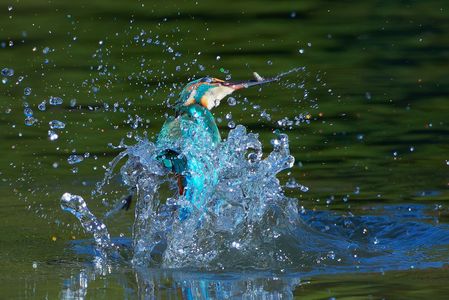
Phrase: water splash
[
  {"left": 82, "top": 124, "right": 360, "bottom": 270},
  {"left": 61, "top": 120, "right": 449, "bottom": 273},
  {"left": 60, "top": 193, "right": 115, "bottom": 257}
]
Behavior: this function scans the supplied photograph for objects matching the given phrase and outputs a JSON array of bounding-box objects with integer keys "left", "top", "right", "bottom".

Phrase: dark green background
[{"left": 1, "top": 0, "right": 448, "bottom": 298}]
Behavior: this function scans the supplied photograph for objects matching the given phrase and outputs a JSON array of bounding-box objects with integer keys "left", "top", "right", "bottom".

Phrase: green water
[{"left": 1, "top": 0, "right": 448, "bottom": 298}]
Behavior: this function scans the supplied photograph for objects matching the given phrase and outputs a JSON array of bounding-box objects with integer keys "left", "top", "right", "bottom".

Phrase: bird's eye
[{"left": 201, "top": 77, "right": 213, "bottom": 83}]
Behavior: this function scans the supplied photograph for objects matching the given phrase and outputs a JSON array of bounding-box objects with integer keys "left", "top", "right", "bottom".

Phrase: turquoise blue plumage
[{"left": 155, "top": 75, "right": 275, "bottom": 220}]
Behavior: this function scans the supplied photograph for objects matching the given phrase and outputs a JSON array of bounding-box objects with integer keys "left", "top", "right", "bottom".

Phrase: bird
[{"left": 154, "top": 73, "right": 276, "bottom": 220}]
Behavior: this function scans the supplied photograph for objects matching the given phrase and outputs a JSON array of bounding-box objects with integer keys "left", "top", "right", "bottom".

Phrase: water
[
  {"left": 62, "top": 124, "right": 449, "bottom": 272},
  {"left": 60, "top": 124, "right": 449, "bottom": 297},
  {"left": 1, "top": 0, "right": 449, "bottom": 298}
]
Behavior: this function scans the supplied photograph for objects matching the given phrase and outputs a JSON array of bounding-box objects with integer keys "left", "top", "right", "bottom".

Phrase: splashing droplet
[
  {"left": 24, "top": 116, "right": 36, "bottom": 126},
  {"left": 227, "top": 97, "right": 236, "bottom": 106},
  {"left": 49, "top": 96, "right": 63, "bottom": 105},
  {"left": 67, "top": 155, "right": 84, "bottom": 165},
  {"left": 48, "top": 130, "right": 59, "bottom": 141},
  {"left": 49, "top": 120, "right": 65, "bottom": 129}
]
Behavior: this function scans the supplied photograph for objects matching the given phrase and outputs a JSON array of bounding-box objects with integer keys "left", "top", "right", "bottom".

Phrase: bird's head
[{"left": 175, "top": 73, "right": 274, "bottom": 111}]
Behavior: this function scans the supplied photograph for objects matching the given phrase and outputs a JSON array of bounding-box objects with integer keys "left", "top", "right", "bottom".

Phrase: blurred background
[{"left": 0, "top": 0, "right": 448, "bottom": 298}]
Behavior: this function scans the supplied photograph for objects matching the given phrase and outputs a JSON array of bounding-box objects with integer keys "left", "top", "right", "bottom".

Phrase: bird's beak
[{"left": 220, "top": 72, "right": 278, "bottom": 90}]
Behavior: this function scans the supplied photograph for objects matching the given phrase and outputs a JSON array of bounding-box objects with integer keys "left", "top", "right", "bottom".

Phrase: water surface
[{"left": 1, "top": 0, "right": 448, "bottom": 298}]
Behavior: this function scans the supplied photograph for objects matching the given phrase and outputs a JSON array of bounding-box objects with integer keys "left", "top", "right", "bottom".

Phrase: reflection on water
[
  {"left": 59, "top": 203, "right": 449, "bottom": 299},
  {"left": 62, "top": 264, "right": 302, "bottom": 299}
]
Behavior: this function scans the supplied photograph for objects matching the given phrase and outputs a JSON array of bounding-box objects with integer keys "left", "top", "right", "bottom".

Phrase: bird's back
[{"left": 156, "top": 104, "right": 221, "bottom": 217}]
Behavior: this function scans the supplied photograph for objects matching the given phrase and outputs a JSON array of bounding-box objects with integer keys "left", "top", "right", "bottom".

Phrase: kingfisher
[{"left": 154, "top": 73, "right": 275, "bottom": 220}]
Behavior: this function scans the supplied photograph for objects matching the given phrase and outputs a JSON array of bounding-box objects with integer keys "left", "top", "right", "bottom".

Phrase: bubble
[
  {"left": 24, "top": 87, "right": 32, "bottom": 96},
  {"left": 227, "top": 97, "right": 236, "bottom": 106},
  {"left": 67, "top": 155, "right": 84, "bottom": 165},
  {"left": 49, "top": 120, "right": 66, "bottom": 129},
  {"left": 49, "top": 96, "right": 63, "bottom": 105}
]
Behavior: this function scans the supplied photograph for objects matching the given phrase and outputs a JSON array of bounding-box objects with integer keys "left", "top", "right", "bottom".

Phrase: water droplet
[
  {"left": 48, "top": 130, "right": 59, "bottom": 141},
  {"left": 38, "top": 101, "right": 46, "bottom": 111},
  {"left": 49, "top": 120, "right": 65, "bottom": 129},
  {"left": 49, "top": 96, "right": 63, "bottom": 105},
  {"left": 300, "top": 185, "right": 309, "bottom": 192},
  {"left": 227, "top": 121, "right": 236, "bottom": 129},
  {"left": 24, "top": 87, "right": 32, "bottom": 96},
  {"left": 70, "top": 98, "right": 77, "bottom": 107},
  {"left": 216, "top": 55, "right": 221, "bottom": 61},
  {"left": 298, "top": 49, "right": 304, "bottom": 54},
  {"left": 267, "top": 60, "right": 273, "bottom": 65},
  {"left": 227, "top": 97, "right": 236, "bottom": 106},
  {"left": 23, "top": 107, "right": 33, "bottom": 117},
  {"left": 42, "top": 47, "right": 50, "bottom": 54},
  {"left": 231, "top": 241, "right": 241, "bottom": 249},
  {"left": 24, "top": 116, "right": 36, "bottom": 126},
  {"left": 365, "top": 92, "right": 372, "bottom": 100},
  {"left": 67, "top": 154, "right": 84, "bottom": 165}
]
